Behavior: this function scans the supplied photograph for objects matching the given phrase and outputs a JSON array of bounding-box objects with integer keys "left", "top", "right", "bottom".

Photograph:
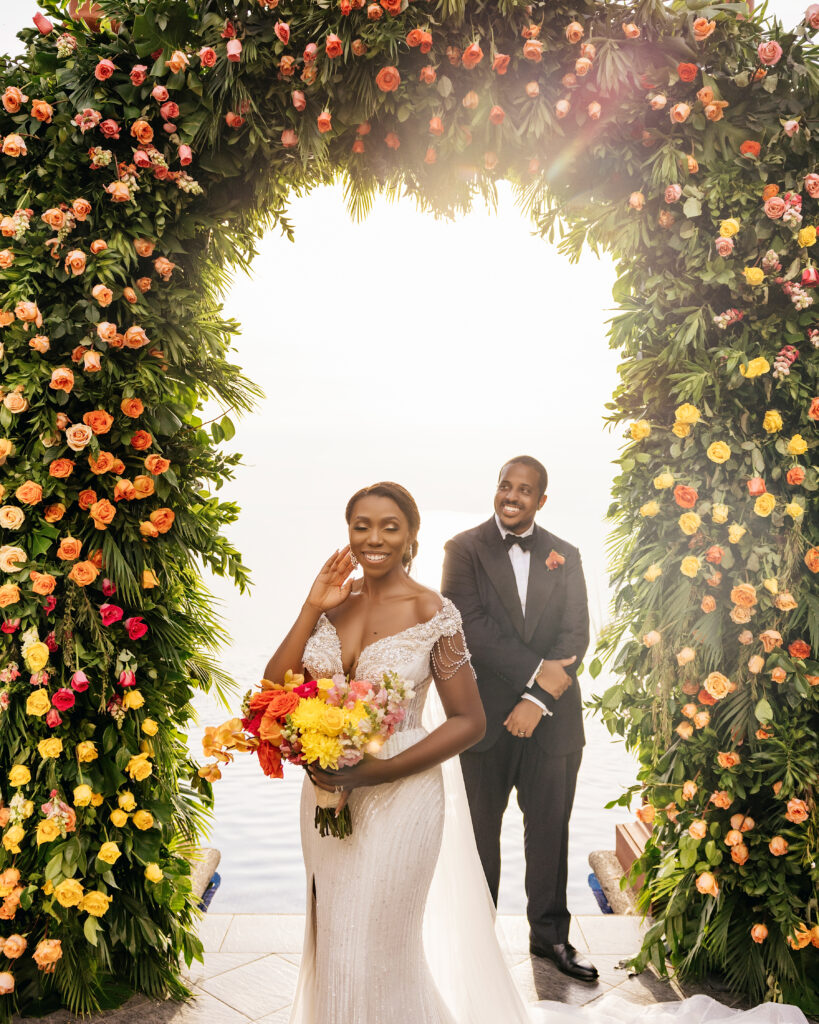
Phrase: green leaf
[{"left": 754, "top": 698, "right": 773, "bottom": 723}]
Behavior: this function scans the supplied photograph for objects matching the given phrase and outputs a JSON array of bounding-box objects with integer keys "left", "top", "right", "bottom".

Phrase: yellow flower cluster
[{"left": 299, "top": 731, "right": 344, "bottom": 769}]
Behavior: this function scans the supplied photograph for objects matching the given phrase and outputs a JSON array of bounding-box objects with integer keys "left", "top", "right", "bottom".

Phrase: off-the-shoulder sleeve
[
  {"left": 430, "top": 599, "right": 474, "bottom": 681},
  {"left": 301, "top": 614, "right": 343, "bottom": 678}
]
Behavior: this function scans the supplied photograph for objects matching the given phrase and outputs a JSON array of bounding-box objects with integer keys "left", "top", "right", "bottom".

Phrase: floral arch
[{"left": 0, "top": 0, "right": 817, "bottom": 1016}]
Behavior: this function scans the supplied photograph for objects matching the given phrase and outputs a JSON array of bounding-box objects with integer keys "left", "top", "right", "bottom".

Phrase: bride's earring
[{"left": 350, "top": 553, "right": 359, "bottom": 569}]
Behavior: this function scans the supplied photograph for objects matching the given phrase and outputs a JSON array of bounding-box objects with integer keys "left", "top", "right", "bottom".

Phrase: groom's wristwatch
[{"left": 522, "top": 661, "right": 553, "bottom": 717}]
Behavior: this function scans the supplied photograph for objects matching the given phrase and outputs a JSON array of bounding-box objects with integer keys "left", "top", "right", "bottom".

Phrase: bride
[{"left": 262, "top": 481, "right": 808, "bottom": 1024}]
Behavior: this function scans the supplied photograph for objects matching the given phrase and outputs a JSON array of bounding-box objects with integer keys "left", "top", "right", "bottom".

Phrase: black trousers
[{"left": 461, "top": 732, "right": 582, "bottom": 948}]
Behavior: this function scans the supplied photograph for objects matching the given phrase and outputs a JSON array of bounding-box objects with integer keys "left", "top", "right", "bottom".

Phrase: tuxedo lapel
[
  {"left": 523, "top": 526, "right": 560, "bottom": 644},
  {"left": 475, "top": 518, "right": 525, "bottom": 637}
]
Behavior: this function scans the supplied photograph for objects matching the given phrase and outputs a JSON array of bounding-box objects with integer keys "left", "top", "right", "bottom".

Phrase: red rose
[
  {"left": 99, "top": 603, "right": 124, "bottom": 626},
  {"left": 375, "top": 66, "right": 400, "bottom": 92},
  {"left": 788, "top": 640, "right": 811, "bottom": 659},
  {"left": 746, "top": 477, "right": 766, "bottom": 497},
  {"left": 52, "top": 688, "right": 76, "bottom": 712},
  {"left": 47, "top": 709, "right": 62, "bottom": 729},
  {"left": 677, "top": 62, "right": 698, "bottom": 82},
  {"left": 740, "top": 140, "right": 761, "bottom": 158},
  {"left": 786, "top": 466, "right": 805, "bottom": 485},
  {"left": 325, "top": 33, "right": 343, "bottom": 58},
  {"left": 492, "top": 53, "right": 510, "bottom": 74},
  {"left": 462, "top": 42, "right": 484, "bottom": 69},
  {"left": 125, "top": 616, "right": 148, "bottom": 640},
  {"left": 100, "top": 118, "right": 120, "bottom": 139},
  {"left": 119, "top": 670, "right": 136, "bottom": 687},
  {"left": 705, "top": 545, "right": 723, "bottom": 564},
  {"left": 406, "top": 29, "right": 424, "bottom": 47},
  {"left": 257, "top": 739, "right": 283, "bottom": 779},
  {"left": 698, "top": 689, "right": 717, "bottom": 706},
  {"left": 95, "top": 59, "right": 116, "bottom": 81},
  {"left": 674, "top": 484, "right": 698, "bottom": 508}
]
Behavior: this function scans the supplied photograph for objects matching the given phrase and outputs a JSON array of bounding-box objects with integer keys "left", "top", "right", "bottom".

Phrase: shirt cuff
[
  {"left": 525, "top": 659, "right": 544, "bottom": 690},
  {"left": 521, "top": 692, "right": 553, "bottom": 717}
]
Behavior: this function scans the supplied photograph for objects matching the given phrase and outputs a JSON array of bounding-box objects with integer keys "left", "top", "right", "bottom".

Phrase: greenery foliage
[{"left": 0, "top": 0, "right": 816, "bottom": 1015}]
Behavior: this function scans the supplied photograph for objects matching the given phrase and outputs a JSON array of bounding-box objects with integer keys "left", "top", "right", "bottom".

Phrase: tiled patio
[{"left": 14, "top": 913, "right": 751, "bottom": 1023}]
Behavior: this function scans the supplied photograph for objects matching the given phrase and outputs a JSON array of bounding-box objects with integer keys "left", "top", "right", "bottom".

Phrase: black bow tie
[{"left": 503, "top": 532, "right": 535, "bottom": 552}]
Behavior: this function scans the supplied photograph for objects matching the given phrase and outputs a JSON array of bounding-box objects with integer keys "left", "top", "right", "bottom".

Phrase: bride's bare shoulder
[{"left": 413, "top": 585, "right": 445, "bottom": 622}]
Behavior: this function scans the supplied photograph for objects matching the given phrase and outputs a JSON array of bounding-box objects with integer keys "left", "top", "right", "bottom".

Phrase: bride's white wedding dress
[{"left": 288, "top": 597, "right": 807, "bottom": 1024}]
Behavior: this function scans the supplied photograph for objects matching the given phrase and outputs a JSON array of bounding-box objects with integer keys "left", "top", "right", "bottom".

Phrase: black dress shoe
[{"left": 529, "top": 942, "right": 599, "bottom": 982}]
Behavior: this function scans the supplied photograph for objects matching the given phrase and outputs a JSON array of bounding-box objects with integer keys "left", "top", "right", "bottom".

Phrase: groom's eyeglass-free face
[{"left": 495, "top": 463, "right": 547, "bottom": 535}]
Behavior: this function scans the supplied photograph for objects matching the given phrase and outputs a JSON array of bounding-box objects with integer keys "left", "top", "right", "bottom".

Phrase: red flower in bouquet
[
  {"left": 100, "top": 603, "right": 123, "bottom": 626},
  {"left": 125, "top": 616, "right": 148, "bottom": 640},
  {"left": 257, "top": 740, "right": 283, "bottom": 778}
]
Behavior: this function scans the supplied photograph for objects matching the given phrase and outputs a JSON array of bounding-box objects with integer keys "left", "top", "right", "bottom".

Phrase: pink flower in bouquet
[
  {"left": 52, "top": 688, "right": 76, "bottom": 712},
  {"left": 2, "top": 619, "right": 20, "bottom": 634},
  {"left": 160, "top": 101, "right": 179, "bottom": 121},
  {"left": 119, "top": 670, "right": 136, "bottom": 687},
  {"left": 95, "top": 59, "right": 116, "bottom": 81},
  {"left": 199, "top": 46, "right": 217, "bottom": 67},
  {"left": 46, "top": 708, "right": 62, "bottom": 728},
  {"left": 44, "top": 595, "right": 57, "bottom": 614},
  {"left": 664, "top": 184, "right": 682, "bottom": 204},
  {"left": 71, "top": 670, "right": 89, "bottom": 692},
  {"left": 757, "top": 40, "right": 782, "bottom": 66},
  {"left": 131, "top": 64, "right": 148, "bottom": 85},
  {"left": 807, "top": 3, "right": 819, "bottom": 28},
  {"left": 227, "top": 39, "right": 243, "bottom": 62},
  {"left": 714, "top": 237, "right": 734, "bottom": 257},
  {"left": 764, "top": 195, "right": 786, "bottom": 219},
  {"left": 151, "top": 85, "right": 169, "bottom": 102},
  {"left": 125, "top": 616, "right": 148, "bottom": 640},
  {"left": 100, "top": 603, "right": 123, "bottom": 626},
  {"left": 275, "top": 21, "right": 290, "bottom": 44},
  {"left": 783, "top": 120, "right": 800, "bottom": 137},
  {"left": 226, "top": 112, "right": 245, "bottom": 129},
  {"left": 45, "top": 632, "right": 59, "bottom": 653},
  {"left": 805, "top": 172, "right": 819, "bottom": 197},
  {"left": 33, "top": 12, "right": 54, "bottom": 33},
  {"left": 785, "top": 798, "right": 809, "bottom": 823},
  {"left": 100, "top": 118, "right": 120, "bottom": 139},
  {"left": 295, "top": 679, "right": 318, "bottom": 698},
  {"left": 102, "top": 579, "right": 117, "bottom": 596},
  {"left": 179, "top": 145, "right": 192, "bottom": 165},
  {"left": 351, "top": 679, "right": 373, "bottom": 700}
]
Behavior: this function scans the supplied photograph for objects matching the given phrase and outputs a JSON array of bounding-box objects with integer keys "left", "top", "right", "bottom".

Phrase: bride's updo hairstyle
[{"left": 345, "top": 482, "right": 421, "bottom": 571}]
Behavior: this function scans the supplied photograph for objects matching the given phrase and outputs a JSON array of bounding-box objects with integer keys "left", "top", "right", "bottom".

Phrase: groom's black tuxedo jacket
[{"left": 442, "top": 518, "right": 589, "bottom": 757}]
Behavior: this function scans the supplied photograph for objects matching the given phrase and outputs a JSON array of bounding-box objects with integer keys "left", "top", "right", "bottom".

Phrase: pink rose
[
  {"left": 282, "top": 128, "right": 298, "bottom": 148},
  {"left": 199, "top": 46, "right": 217, "bottom": 67},
  {"left": 71, "top": 670, "right": 89, "bottom": 692},
  {"left": 764, "top": 195, "right": 786, "bottom": 219},
  {"left": 275, "top": 21, "right": 290, "bottom": 44},
  {"left": 225, "top": 111, "right": 245, "bottom": 129},
  {"left": 160, "top": 101, "right": 179, "bottom": 121},
  {"left": 227, "top": 39, "right": 243, "bottom": 62},
  {"left": 179, "top": 144, "right": 192, "bottom": 165},
  {"left": 805, "top": 173, "right": 819, "bottom": 197},
  {"left": 125, "top": 616, "right": 148, "bottom": 640},
  {"left": 151, "top": 84, "right": 169, "bottom": 102},
  {"left": 95, "top": 59, "right": 116, "bottom": 81},
  {"left": 714, "top": 236, "right": 734, "bottom": 257},
  {"left": 304, "top": 42, "right": 318, "bottom": 62},
  {"left": 130, "top": 65, "right": 148, "bottom": 86},
  {"left": 102, "top": 578, "right": 117, "bottom": 596},
  {"left": 118, "top": 670, "right": 136, "bottom": 687},
  {"left": 46, "top": 708, "right": 62, "bottom": 729},
  {"left": 2, "top": 619, "right": 20, "bottom": 634},
  {"left": 133, "top": 149, "right": 151, "bottom": 168},
  {"left": 664, "top": 184, "right": 682, "bottom": 204},
  {"left": 33, "top": 12, "right": 54, "bottom": 34},
  {"left": 52, "top": 688, "right": 76, "bottom": 711},
  {"left": 100, "top": 118, "right": 120, "bottom": 139},
  {"left": 757, "top": 40, "right": 783, "bottom": 65},
  {"left": 807, "top": 3, "right": 819, "bottom": 29},
  {"left": 99, "top": 603, "right": 124, "bottom": 626},
  {"left": 292, "top": 89, "right": 306, "bottom": 111},
  {"left": 783, "top": 120, "right": 799, "bottom": 137}
]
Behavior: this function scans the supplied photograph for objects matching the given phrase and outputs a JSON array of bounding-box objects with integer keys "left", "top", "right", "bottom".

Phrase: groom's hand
[
  {"left": 503, "top": 700, "right": 543, "bottom": 739},
  {"left": 534, "top": 656, "right": 576, "bottom": 700}
]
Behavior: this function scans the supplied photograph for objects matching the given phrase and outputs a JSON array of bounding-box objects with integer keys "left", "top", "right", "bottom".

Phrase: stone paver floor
[{"left": 13, "top": 914, "right": 751, "bottom": 1023}]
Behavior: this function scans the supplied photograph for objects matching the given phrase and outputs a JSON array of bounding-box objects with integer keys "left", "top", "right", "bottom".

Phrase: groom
[{"left": 441, "top": 456, "right": 597, "bottom": 982}]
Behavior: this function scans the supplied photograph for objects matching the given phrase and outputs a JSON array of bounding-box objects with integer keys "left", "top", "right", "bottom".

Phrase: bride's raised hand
[{"left": 305, "top": 547, "right": 354, "bottom": 613}]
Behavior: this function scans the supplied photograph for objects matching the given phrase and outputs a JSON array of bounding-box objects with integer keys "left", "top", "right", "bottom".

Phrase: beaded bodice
[{"left": 302, "top": 597, "right": 470, "bottom": 733}]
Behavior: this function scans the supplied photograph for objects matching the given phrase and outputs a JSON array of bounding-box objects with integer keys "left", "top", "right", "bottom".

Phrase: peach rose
[
  {"left": 565, "top": 20, "right": 584, "bottom": 42},
  {"left": 32, "top": 938, "right": 62, "bottom": 971},
  {"left": 106, "top": 181, "right": 131, "bottom": 203},
  {"left": 748, "top": 655, "right": 765, "bottom": 674},
  {"left": 523, "top": 39, "right": 543, "bottom": 62},
  {"left": 121, "top": 397, "right": 145, "bottom": 417},
  {"left": 144, "top": 454, "right": 170, "bottom": 475},
  {"left": 676, "top": 721, "right": 693, "bottom": 739},
  {"left": 693, "top": 711, "right": 710, "bottom": 730},
  {"left": 154, "top": 256, "right": 177, "bottom": 281},
  {"left": 82, "top": 410, "right": 114, "bottom": 435},
  {"left": 15, "top": 480, "right": 43, "bottom": 505},
  {"left": 759, "top": 629, "right": 783, "bottom": 652},
  {"left": 67, "top": 560, "right": 98, "bottom": 586},
  {"left": 701, "top": 596, "right": 716, "bottom": 613},
  {"left": 44, "top": 503, "right": 65, "bottom": 523},
  {"left": 78, "top": 489, "right": 97, "bottom": 510},
  {"left": 72, "top": 198, "right": 92, "bottom": 221},
  {"left": 768, "top": 836, "right": 788, "bottom": 856},
  {"left": 704, "top": 672, "right": 730, "bottom": 700},
  {"left": 693, "top": 18, "right": 716, "bottom": 41},
  {"left": 4, "top": 392, "right": 29, "bottom": 414},
  {"left": 29, "top": 334, "right": 50, "bottom": 354},
  {"left": 0, "top": 583, "right": 21, "bottom": 607},
  {"left": 2, "top": 135, "right": 27, "bottom": 158},
  {"left": 2, "top": 86, "right": 28, "bottom": 113},
  {"left": 41, "top": 207, "right": 67, "bottom": 230},
  {"left": 130, "top": 119, "right": 154, "bottom": 145},
  {"left": 730, "top": 843, "right": 749, "bottom": 865},
  {"left": 136, "top": 277, "right": 152, "bottom": 293},
  {"left": 123, "top": 325, "right": 150, "bottom": 348},
  {"left": 682, "top": 781, "right": 698, "bottom": 801},
  {"left": 669, "top": 103, "right": 691, "bottom": 123},
  {"left": 375, "top": 66, "right": 401, "bottom": 91},
  {"left": 88, "top": 451, "right": 115, "bottom": 475},
  {"left": 717, "top": 751, "right": 740, "bottom": 768},
  {"left": 89, "top": 498, "right": 116, "bottom": 530},
  {"left": 0, "top": 506, "right": 24, "bottom": 529},
  {"left": 688, "top": 819, "right": 707, "bottom": 839},
  {"left": 0, "top": 249, "right": 14, "bottom": 269},
  {"left": 48, "top": 458, "right": 74, "bottom": 478},
  {"left": 133, "top": 475, "right": 155, "bottom": 499},
  {"left": 133, "top": 238, "right": 155, "bottom": 258},
  {"left": 113, "top": 478, "right": 136, "bottom": 502},
  {"left": 91, "top": 284, "right": 113, "bottom": 307},
  {"left": 710, "top": 791, "right": 732, "bottom": 809},
  {"left": 751, "top": 924, "right": 768, "bottom": 943},
  {"left": 695, "top": 871, "right": 718, "bottom": 896},
  {"left": 15, "top": 301, "right": 42, "bottom": 325},
  {"left": 622, "top": 22, "right": 641, "bottom": 38},
  {"left": 130, "top": 430, "right": 152, "bottom": 451},
  {"left": 30, "top": 571, "right": 56, "bottom": 595},
  {"left": 90, "top": 239, "right": 107, "bottom": 255},
  {"left": 57, "top": 536, "right": 82, "bottom": 560},
  {"left": 785, "top": 798, "right": 809, "bottom": 823},
  {"left": 774, "top": 592, "right": 797, "bottom": 611}
]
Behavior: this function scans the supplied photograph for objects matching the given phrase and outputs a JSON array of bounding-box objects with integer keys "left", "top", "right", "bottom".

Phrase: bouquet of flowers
[{"left": 201, "top": 669, "right": 414, "bottom": 838}]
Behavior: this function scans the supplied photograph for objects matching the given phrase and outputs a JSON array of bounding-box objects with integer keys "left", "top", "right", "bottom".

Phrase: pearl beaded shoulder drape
[{"left": 288, "top": 596, "right": 808, "bottom": 1024}]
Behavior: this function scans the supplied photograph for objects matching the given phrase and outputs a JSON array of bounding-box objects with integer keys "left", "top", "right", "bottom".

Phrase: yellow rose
[
  {"left": 786, "top": 434, "right": 807, "bottom": 455},
  {"left": 118, "top": 791, "right": 137, "bottom": 812},
  {"left": 2, "top": 825, "right": 25, "bottom": 853},
  {"left": 141, "top": 569, "right": 160, "bottom": 589},
  {"left": 719, "top": 218, "right": 740, "bottom": 237},
  {"left": 144, "top": 863, "right": 164, "bottom": 883},
  {"left": 703, "top": 672, "right": 731, "bottom": 700},
  {"left": 37, "top": 818, "right": 62, "bottom": 845},
  {"left": 8, "top": 765, "right": 31, "bottom": 787},
  {"left": 653, "top": 472, "right": 674, "bottom": 490},
  {"left": 141, "top": 718, "right": 158, "bottom": 737},
  {"left": 679, "top": 512, "right": 702, "bottom": 535},
  {"left": 680, "top": 556, "right": 700, "bottom": 578},
  {"left": 73, "top": 785, "right": 93, "bottom": 807},
  {"left": 762, "top": 410, "right": 782, "bottom": 433},
  {"left": 126, "top": 754, "right": 153, "bottom": 781},
  {"left": 76, "top": 741, "right": 98, "bottom": 763},
  {"left": 123, "top": 689, "right": 145, "bottom": 711},
  {"left": 785, "top": 502, "right": 803, "bottom": 519},
  {"left": 91, "top": 792, "right": 103, "bottom": 807},
  {"left": 79, "top": 891, "right": 112, "bottom": 917},
  {"left": 728, "top": 523, "right": 747, "bottom": 543},
  {"left": 26, "top": 689, "right": 51, "bottom": 717},
  {"left": 97, "top": 841, "right": 121, "bottom": 865},
  {"left": 53, "top": 878, "right": 84, "bottom": 907},
  {"left": 712, "top": 503, "right": 729, "bottom": 524},
  {"left": 672, "top": 422, "right": 691, "bottom": 438},
  {"left": 630, "top": 420, "right": 651, "bottom": 441},
  {"left": 743, "top": 267, "right": 765, "bottom": 286},
  {"left": 318, "top": 706, "right": 346, "bottom": 737},
  {"left": 24, "top": 641, "right": 50, "bottom": 673},
  {"left": 707, "top": 441, "right": 731, "bottom": 464},
  {"left": 763, "top": 577, "right": 778, "bottom": 594},
  {"left": 640, "top": 501, "right": 660, "bottom": 518},
  {"left": 21, "top": 801, "right": 34, "bottom": 819},
  {"left": 797, "top": 225, "right": 817, "bottom": 248},
  {"left": 110, "top": 809, "right": 129, "bottom": 827},
  {"left": 38, "top": 737, "right": 63, "bottom": 760},
  {"left": 644, "top": 564, "right": 663, "bottom": 581},
  {"left": 674, "top": 404, "right": 701, "bottom": 425},
  {"left": 754, "top": 493, "right": 776, "bottom": 517},
  {"left": 740, "top": 357, "right": 770, "bottom": 378},
  {"left": 132, "top": 810, "right": 154, "bottom": 831}
]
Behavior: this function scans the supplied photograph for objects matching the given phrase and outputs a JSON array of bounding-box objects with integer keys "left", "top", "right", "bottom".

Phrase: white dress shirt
[{"left": 494, "top": 516, "right": 550, "bottom": 716}]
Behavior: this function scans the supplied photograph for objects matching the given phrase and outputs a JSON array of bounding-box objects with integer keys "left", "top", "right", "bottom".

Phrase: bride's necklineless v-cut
[{"left": 322, "top": 602, "right": 447, "bottom": 677}]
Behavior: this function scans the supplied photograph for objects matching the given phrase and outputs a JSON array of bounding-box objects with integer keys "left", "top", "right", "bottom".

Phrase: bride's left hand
[{"left": 308, "top": 759, "right": 394, "bottom": 814}]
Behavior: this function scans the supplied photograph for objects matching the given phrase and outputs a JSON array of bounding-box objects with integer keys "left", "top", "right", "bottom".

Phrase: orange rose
[
  {"left": 622, "top": 22, "right": 641, "bottom": 38},
  {"left": 140, "top": 520, "right": 160, "bottom": 538},
  {"left": 805, "top": 548, "right": 819, "bottom": 572},
  {"left": 121, "top": 398, "right": 145, "bottom": 418},
  {"left": 133, "top": 475, "right": 155, "bottom": 499},
  {"left": 768, "top": 836, "right": 788, "bottom": 856},
  {"left": 48, "top": 458, "right": 75, "bottom": 479},
  {"left": 97, "top": 322, "right": 118, "bottom": 343},
  {"left": 82, "top": 410, "right": 114, "bottom": 435},
  {"left": 29, "top": 334, "right": 50, "bottom": 353},
  {"left": 144, "top": 454, "right": 170, "bottom": 475},
  {"left": 771, "top": 667, "right": 787, "bottom": 684},
  {"left": 730, "top": 583, "right": 757, "bottom": 608},
  {"left": 64, "top": 250, "right": 87, "bottom": 276},
  {"left": 788, "top": 640, "right": 811, "bottom": 659},
  {"left": 130, "top": 119, "right": 154, "bottom": 145},
  {"left": 78, "top": 489, "right": 97, "bottom": 510},
  {"left": 41, "top": 207, "right": 66, "bottom": 230},
  {"left": 565, "top": 20, "right": 584, "bottom": 43},
  {"left": 153, "top": 257, "right": 176, "bottom": 281},
  {"left": 136, "top": 277, "right": 152, "bottom": 294},
  {"left": 759, "top": 629, "right": 783, "bottom": 652},
  {"left": 674, "top": 484, "right": 698, "bottom": 508},
  {"left": 88, "top": 451, "right": 115, "bottom": 475},
  {"left": 785, "top": 798, "right": 809, "bottom": 823},
  {"left": 123, "top": 326, "right": 150, "bottom": 349},
  {"left": 111, "top": 459, "right": 125, "bottom": 474},
  {"left": 808, "top": 397, "right": 819, "bottom": 421},
  {"left": 123, "top": 287, "right": 137, "bottom": 304},
  {"left": 91, "top": 284, "right": 113, "bottom": 307},
  {"left": 717, "top": 751, "right": 740, "bottom": 769},
  {"left": 461, "top": 42, "right": 484, "bottom": 69},
  {"left": 89, "top": 499, "right": 116, "bottom": 530},
  {"left": 0, "top": 584, "right": 21, "bottom": 607},
  {"left": 710, "top": 790, "right": 732, "bottom": 809},
  {"left": 522, "top": 39, "right": 542, "bottom": 61},
  {"left": 43, "top": 503, "right": 65, "bottom": 523},
  {"left": 113, "top": 478, "right": 136, "bottom": 502},
  {"left": 15, "top": 481, "right": 43, "bottom": 505},
  {"left": 375, "top": 66, "right": 401, "bottom": 91},
  {"left": 30, "top": 571, "right": 56, "bottom": 595},
  {"left": 57, "top": 536, "right": 82, "bottom": 560},
  {"left": 730, "top": 843, "right": 749, "bottom": 865},
  {"left": 704, "top": 101, "right": 728, "bottom": 122},
  {"left": 133, "top": 239, "right": 155, "bottom": 258},
  {"left": 88, "top": 548, "right": 104, "bottom": 569},
  {"left": 762, "top": 184, "right": 779, "bottom": 201},
  {"left": 2, "top": 86, "right": 28, "bottom": 113},
  {"left": 90, "top": 239, "right": 107, "bottom": 255},
  {"left": 693, "top": 17, "right": 716, "bottom": 41},
  {"left": 787, "top": 467, "right": 805, "bottom": 485},
  {"left": 4, "top": 392, "right": 29, "bottom": 414},
  {"left": 700, "top": 594, "right": 717, "bottom": 614},
  {"left": 72, "top": 198, "right": 92, "bottom": 221},
  {"left": 688, "top": 819, "right": 707, "bottom": 839},
  {"left": 130, "top": 430, "right": 152, "bottom": 451},
  {"left": 68, "top": 560, "right": 99, "bottom": 586},
  {"left": 149, "top": 508, "right": 175, "bottom": 533}
]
